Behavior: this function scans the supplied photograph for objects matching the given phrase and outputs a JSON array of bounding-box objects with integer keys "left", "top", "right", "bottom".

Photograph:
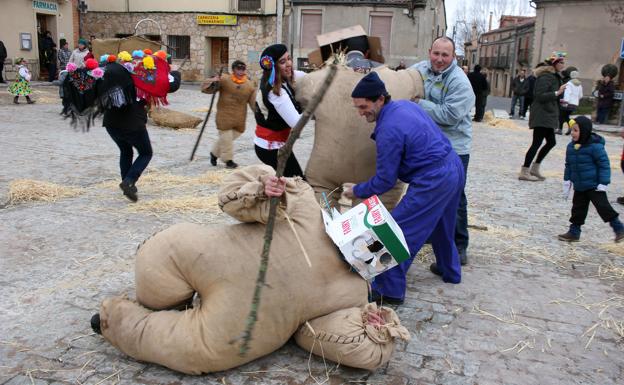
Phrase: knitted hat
[
  {"left": 569, "top": 116, "right": 592, "bottom": 144},
  {"left": 259, "top": 44, "right": 288, "bottom": 86},
  {"left": 351, "top": 72, "right": 387, "bottom": 98},
  {"left": 78, "top": 38, "right": 88, "bottom": 46},
  {"left": 260, "top": 44, "right": 288, "bottom": 68}
]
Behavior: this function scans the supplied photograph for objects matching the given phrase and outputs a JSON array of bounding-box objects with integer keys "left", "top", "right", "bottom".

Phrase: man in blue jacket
[
  {"left": 344, "top": 72, "right": 465, "bottom": 304},
  {"left": 411, "top": 37, "right": 475, "bottom": 267}
]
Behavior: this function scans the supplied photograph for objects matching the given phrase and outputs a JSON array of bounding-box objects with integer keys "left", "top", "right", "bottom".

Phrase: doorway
[
  {"left": 36, "top": 13, "right": 57, "bottom": 80},
  {"left": 205, "top": 37, "right": 229, "bottom": 76}
]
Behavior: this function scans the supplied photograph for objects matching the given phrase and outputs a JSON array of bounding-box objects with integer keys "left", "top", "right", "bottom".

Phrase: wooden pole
[
  {"left": 189, "top": 67, "right": 224, "bottom": 161},
  {"left": 237, "top": 64, "right": 338, "bottom": 356}
]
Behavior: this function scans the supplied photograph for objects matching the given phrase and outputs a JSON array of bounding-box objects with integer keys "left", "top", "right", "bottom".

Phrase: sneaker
[
  {"left": 225, "top": 160, "right": 238, "bottom": 169},
  {"left": 617, "top": 197, "right": 624, "bottom": 205},
  {"left": 555, "top": 129, "right": 563, "bottom": 135},
  {"left": 90, "top": 313, "right": 101, "bottom": 334},
  {"left": 616, "top": 231, "right": 624, "bottom": 243},
  {"left": 430, "top": 263, "right": 442, "bottom": 276},
  {"left": 119, "top": 180, "right": 138, "bottom": 202},
  {"left": 558, "top": 232, "right": 580, "bottom": 242},
  {"left": 210, "top": 152, "right": 217, "bottom": 166},
  {"left": 369, "top": 290, "right": 404, "bottom": 306}
]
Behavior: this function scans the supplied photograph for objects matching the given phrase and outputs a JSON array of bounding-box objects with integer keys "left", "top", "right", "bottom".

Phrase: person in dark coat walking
[
  {"left": 0, "top": 40, "right": 7, "bottom": 84},
  {"left": 468, "top": 65, "right": 488, "bottom": 122},
  {"left": 521, "top": 70, "right": 536, "bottom": 118},
  {"left": 509, "top": 69, "right": 529, "bottom": 119},
  {"left": 558, "top": 116, "right": 624, "bottom": 243},
  {"left": 41, "top": 31, "right": 57, "bottom": 81},
  {"left": 595, "top": 75, "right": 615, "bottom": 124},
  {"left": 519, "top": 55, "right": 566, "bottom": 181},
  {"left": 98, "top": 60, "right": 181, "bottom": 202}
]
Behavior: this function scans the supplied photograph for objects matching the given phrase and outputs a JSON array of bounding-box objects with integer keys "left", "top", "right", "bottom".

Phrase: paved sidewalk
[{"left": 1, "top": 85, "right": 624, "bottom": 385}]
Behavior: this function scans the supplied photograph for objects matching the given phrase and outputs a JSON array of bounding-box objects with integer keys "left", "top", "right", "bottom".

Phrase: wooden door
[{"left": 210, "top": 38, "right": 229, "bottom": 74}]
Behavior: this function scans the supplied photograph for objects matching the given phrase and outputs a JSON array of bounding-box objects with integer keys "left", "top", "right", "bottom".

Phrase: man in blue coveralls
[{"left": 344, "top": 72, "right": 465, "bottom": 305}]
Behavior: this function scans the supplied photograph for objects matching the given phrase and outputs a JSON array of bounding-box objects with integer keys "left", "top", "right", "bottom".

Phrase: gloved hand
[
  {"left": 563, "top": 180, "right": 572, "bottom": 200},
  {"left": 596, "top": 184, "right": 608, "bottom": 192}
]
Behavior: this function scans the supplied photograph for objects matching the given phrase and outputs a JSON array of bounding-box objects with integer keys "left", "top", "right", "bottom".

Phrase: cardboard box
[
  {"left": 321, "top": 195, "right": 410, "bottom": 280},
  {"left": 307, "top": 25, "right": 385, "bottom": 67}
]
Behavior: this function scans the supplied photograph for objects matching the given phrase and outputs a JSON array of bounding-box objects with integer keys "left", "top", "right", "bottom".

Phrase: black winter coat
[
  {"left": 511, "top": 76, "right": 529, "bottom": 96},
  {"left": 528, "top": 66, "right": 562, "bottom": 130}
]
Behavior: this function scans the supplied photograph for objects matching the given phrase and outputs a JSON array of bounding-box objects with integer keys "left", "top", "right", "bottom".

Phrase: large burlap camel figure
[
  {"left": 297, "top": 65, "right": 424, "bottom": 209},
  {"left": 96, "top": 165, "right": 409, "bottom": 374}
]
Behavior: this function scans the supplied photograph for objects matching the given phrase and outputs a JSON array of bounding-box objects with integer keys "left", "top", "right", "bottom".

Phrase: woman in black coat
[{"left": 518, "top": 56, "right": 567, "bottom": 181}]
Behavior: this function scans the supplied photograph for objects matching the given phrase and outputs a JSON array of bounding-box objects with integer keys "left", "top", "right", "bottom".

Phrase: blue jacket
[
  {"left": 353, "top": 100, "right": 454, "bottom": 198},
  {"left": 564, "top": 134, "right": 611, "bottom": 192},
  {"left": 411, "top": 60, "right": 475, "bottom": 155}
]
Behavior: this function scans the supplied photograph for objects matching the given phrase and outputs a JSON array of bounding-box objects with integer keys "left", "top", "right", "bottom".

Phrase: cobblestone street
[{"left": 1, "top": 84, "right": 623, "bottom": 385}]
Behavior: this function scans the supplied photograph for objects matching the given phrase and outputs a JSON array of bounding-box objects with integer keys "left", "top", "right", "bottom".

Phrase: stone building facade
[
  {"left": 83, "top": 12, "right": 278, "bottom": 81},
  {"left": 83, "top": 0, "right": 286, "bottom": 81}
]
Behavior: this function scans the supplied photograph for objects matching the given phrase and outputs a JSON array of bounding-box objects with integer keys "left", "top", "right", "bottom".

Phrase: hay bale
[
  {"left": 150, "top": 108, "right": 203, "bottom": 129},
  {"left": 7, "top": 179, "right": 83, "bottom": 204},
  {"left": 483, "top": 111, "right": 525, "bottom": 130}
]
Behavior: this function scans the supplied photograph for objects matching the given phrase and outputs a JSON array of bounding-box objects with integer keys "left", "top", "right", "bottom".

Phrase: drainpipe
[{"left": 276, "top": 0, "right": 283, "bottom": 43}]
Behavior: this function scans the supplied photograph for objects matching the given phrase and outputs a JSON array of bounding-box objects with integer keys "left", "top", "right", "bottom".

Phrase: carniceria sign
[
  {"left": 33, "top": 0, "right": 58, "bottom": 14},
  {"left": 196, "top": 14, "right": 238, "bottom": 26}
]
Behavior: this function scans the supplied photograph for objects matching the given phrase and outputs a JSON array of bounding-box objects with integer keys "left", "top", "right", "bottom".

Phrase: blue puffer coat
[{"left": 564, "top": 134, "right": 611, "bottom": 192}]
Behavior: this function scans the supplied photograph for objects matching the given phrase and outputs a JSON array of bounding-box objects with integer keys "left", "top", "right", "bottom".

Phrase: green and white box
[{"left": 321, "top": 195, "right": 410, "bottom": 280}]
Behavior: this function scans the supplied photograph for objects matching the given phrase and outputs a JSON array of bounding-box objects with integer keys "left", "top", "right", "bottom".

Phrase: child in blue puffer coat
[{"left": 559, "top": 116, "right": 624, "bottom": 242}]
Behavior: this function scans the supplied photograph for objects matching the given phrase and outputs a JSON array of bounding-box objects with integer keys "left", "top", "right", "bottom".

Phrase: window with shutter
[
  {"left": 300, "top": 10, "right": 322, "bottom": 49},
  {"left": 237, "top": 0, "right": 261, "bottom": 12},
  {"left": 369, "top": 12, "right": 392, "bottom": 53},
  {"left": 167, "top": 35, "right": 190, "bottom": 60}
]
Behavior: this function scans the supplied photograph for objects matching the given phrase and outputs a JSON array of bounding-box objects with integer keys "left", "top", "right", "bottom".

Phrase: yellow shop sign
[{"left": 196, "top": 15, "right": 238, "bottom": 26}]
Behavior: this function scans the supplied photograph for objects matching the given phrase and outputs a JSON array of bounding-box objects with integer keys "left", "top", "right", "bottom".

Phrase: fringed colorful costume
[
  {"left": 61, "top": 59, "right": 103, "bottom": 129},
  {"left": 61, "top": 49, "right": 181, "bottom": 202}
]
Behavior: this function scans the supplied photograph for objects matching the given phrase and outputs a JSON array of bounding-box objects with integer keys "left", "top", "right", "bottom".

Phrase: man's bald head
[{"left": 429, "top": 37, "right": 456, "bottom": 73}]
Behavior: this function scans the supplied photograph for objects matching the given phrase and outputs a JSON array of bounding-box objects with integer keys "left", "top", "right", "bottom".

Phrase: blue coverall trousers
[{"left": 372, "top": 153, "right": 465, "bottom": 300}]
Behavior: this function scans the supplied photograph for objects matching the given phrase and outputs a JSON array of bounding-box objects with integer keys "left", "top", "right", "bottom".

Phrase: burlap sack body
[
  {"left": 149, "top": 108, "right": 202, "bottom": 129},
  {"left": 202, "top": 75, "right": 256, "bottom": 133},
  {"left": 295, "top": 303, "right": 410, "bottom": 370},
  {"left": 98, "top": 165, "right": 369, "bottom": 374},
  {"left": 296, "top": 66, "right": 424, "bottom": 209}
]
